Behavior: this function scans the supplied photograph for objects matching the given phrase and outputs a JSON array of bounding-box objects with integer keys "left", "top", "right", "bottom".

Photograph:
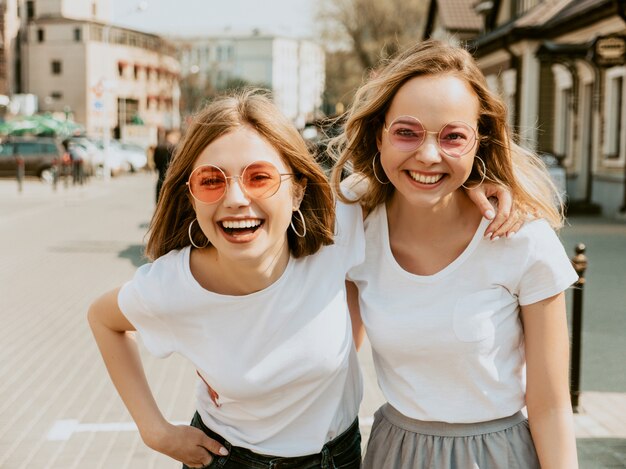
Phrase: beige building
[
  {"left": 21, "top": 0, "right": 180, "bottom": 144},
  {"left": 0, "top": 0, "right": 25, "bottom": 98},
  {"left": 425, "top": 0, "right": 626, "bottom": 217}
]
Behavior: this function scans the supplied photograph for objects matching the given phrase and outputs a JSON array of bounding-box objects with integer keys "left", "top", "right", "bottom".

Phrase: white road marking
[{"left": 47, "top": 419, "right": 187, "bottom": 441}]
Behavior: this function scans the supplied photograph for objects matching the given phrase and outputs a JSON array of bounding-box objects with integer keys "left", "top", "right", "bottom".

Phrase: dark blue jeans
[{"left": 182, "top": 412, "right": 361, "bottom": 469}]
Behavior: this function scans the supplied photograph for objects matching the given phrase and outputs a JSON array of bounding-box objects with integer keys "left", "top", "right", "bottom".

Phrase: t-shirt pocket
[{"left": 452, "top": 288, "right": 504, "bottom": 342}]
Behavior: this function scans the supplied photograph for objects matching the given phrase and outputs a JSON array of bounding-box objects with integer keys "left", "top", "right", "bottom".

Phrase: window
[
  {"left": 74, "top": 28, "right": 82, "bottom": 42},
  {"left": 37, "top": 28, "right": 44, "bottom": 43},
  {"left": 552, "top": 64, "right": 573, "bottom": 162},
  {"left": 51, "top": 60, "right": 62, "bottom": 75},
  {"left": 43, "top": 143, "right": 58, "bottom": 153},
  {"left": 555, "top": 88, "right": 572, "bottom": 159},
  {"left": 92, "top": 1, "right": 97, "bottom": 17},
  {"left": 612, "top": 77, "right": 623, "bottom": 159},
  {"left": 16, "top": 142, "right": 43, "bottom": 154},
  {"left": 605, "top": 72, "right": 625, "bottom": 162},
  {"left": 134, "top": 65, "right": 140, "bottom": 80},
  {"left": 26, "top": 0, "right": 35, "bottom": 20},
  {"left": 0, "top": 144, "right": 15, "bottom": 156},
  {"left": 118, "top": 62, "right": 125, "bottom": 77}
]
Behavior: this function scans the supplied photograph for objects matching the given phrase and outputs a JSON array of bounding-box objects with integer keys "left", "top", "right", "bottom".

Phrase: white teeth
[
  {"left": 408, "top": 172, "right": 443, "bottom": 184},
  {"left": 221, "top": 219, "right": 262, "bottom": 229}
]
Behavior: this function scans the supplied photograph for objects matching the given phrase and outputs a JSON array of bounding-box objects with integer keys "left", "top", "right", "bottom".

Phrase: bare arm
[
  {"left": 521, "top": 292, "right": 578, "bottom": 469},
  {"left": 346, "top": 281, "right": 365, "bottom": 350},
  {"left": 87, "top": 289, "right": 227, "bottom": 468}
]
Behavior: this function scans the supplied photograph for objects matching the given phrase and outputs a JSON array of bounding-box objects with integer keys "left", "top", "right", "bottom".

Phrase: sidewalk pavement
[{"left": 0, "top": 174, "right": 624, "bottom": 468}]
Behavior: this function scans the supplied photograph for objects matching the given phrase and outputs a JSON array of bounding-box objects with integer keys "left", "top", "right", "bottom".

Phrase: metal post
[
  {"left": 570, "top": 243, "right": 588, "bottom": 412},
  {"left": 16, "top": 156, "right": 24, "bottom": 193},
  {"left": 52, "top": 159, "right": 58, "bottom": 191}
]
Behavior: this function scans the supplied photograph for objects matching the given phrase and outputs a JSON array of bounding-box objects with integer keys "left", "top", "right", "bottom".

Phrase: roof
[
  {"left": 515, "top": 0, "right": 573, "bottom": 28},
  {"left": 436, "top": 0, "right": 483, "bottom": 31},
  {"left": 471, "top": 0, "right": 617, "bottom": 54},
  {"left": 30, "top": 16, "right": 162, "bottom": 40}
]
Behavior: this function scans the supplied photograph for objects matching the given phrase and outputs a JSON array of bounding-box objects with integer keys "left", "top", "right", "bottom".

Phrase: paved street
[{"left": 0, "top": 173, "right": 624, "bottom": 468}]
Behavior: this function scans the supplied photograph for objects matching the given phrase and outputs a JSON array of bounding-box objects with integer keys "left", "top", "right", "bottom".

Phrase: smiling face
[
  {"left": 191, "top": 125, "right": 302, "bottom": 264},
  {"left": 378, "top": 73, "right": 480, "bottom": 209}
]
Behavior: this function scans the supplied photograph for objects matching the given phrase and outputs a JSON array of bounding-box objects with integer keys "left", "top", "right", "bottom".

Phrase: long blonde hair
[
  {"left": 146, "top": 89, "right": 335, "bottom": 260},
  {"left": 331, "top": 40, "right": 563, "bottom": 228}
]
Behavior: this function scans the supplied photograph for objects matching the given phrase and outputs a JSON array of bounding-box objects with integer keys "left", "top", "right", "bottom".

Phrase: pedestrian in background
[
  {"left": 62, "top": 139, "right": 84, "bottom": 185},
  {"left": 332, "top": 40, "right": 578, "bottom": 468},
  {"left": 153, "top": 129, "right": 180, "bottom": 203}
]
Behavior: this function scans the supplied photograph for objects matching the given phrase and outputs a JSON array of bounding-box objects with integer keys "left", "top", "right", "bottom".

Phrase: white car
[
  {"left": 91, "top": 139, "right": 148, "bottom": 176},
  {"left": 112, "top": 141, "right": 147, "bottom": 172}
]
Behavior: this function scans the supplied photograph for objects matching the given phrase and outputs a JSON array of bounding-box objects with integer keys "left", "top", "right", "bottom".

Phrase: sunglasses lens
[
  {"left": 189, "top": 165, "right": 226, "bottom": 203},
  {"left": 387, "top": 117, "right": 425, "bottom": 151},
  {"left": 438, "top": 122, "right": 476, "bottom": 157},
  {"left": 242, "top": 162, "right": 282, "bottom": 199}
]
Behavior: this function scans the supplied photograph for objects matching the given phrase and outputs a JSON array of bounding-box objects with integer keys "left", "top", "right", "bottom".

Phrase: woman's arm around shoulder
[
  {"left": 87, "top": 289, "right": 228, "bottom": 467},
  {"left": 521, "top": 292, "right": 578, "bottom": 469},
  {"left": 465, "top": 183, "right": 524, "bottom": 239}
]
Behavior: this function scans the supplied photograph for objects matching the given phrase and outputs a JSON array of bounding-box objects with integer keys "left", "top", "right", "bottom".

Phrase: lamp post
[{"left": 101, "top": 1, "right": 148, "bottom": 180}]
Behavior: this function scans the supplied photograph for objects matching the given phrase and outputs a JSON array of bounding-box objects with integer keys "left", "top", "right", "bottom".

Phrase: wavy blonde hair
[
  {"left": 146, "top": 89, "right": 335, "bottom": 260},
  {"left": 330, "top": 40, "right": 563, "bottom": 228}
]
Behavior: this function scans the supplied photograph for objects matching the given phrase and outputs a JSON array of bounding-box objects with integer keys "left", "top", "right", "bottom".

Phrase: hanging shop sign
[{"left": 592, "top": 35, "right": 626, "bottom": 67}]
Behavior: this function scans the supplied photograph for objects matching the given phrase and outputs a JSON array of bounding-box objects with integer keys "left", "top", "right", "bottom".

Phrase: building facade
[
  {"left": 177, "top": 32, "right": 325, "bottom": 128},
  {"left": 18, "top": 0, "right": 180, "bottom": 144},
  {"left": 425, "top": 0, "right": 626, "bottom": 217},
  {"left": 0, "top": 0, "right": 25, "bottom": 99}
]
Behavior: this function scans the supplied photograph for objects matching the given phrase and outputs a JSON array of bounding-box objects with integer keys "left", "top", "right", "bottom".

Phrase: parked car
[
  {"left": 0, "top": 137, "right": 66, "bottom": 182},
  {"left": 112, "top": 141, "right": 148, "bottom": 172},
  {"left": 68, "top": 136, "right": 103, "bottom": 177},
  {"left": 91, "top": 139, "right": 147, "bottom": 176}
]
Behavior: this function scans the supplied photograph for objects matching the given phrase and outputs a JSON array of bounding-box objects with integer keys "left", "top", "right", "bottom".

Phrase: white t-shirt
[
  {"left": 348, "top": 204, "right": 578, "bottom": 423},
  {"left": 118, "top": 202, "right": 365, "bottom": 456}
]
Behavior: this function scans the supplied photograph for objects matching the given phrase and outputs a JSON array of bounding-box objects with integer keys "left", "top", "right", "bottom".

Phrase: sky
[{"left": 109, "top": 0, "right": 317, "bottom": 38}]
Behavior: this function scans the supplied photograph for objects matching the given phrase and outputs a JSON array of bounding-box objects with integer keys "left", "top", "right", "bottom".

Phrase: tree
[
  {"left": 179, "top": 73, "right": 216, "bottom": 118},
  {"left": 316, "top": 0, "right": 428, "bottom": 111}
]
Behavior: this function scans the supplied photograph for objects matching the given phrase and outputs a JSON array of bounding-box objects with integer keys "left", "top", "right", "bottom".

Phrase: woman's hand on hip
[{"left": 144, "top": 422, "right": 229, "bottom": 468}]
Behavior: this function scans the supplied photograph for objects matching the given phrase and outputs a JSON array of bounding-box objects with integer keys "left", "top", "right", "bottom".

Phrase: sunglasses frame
[
  {"left": 186, "top": 160, "right": 294, "bottom": 205},
  {"left": 383, "top": 115, "right": 478, "bottom": 157}
]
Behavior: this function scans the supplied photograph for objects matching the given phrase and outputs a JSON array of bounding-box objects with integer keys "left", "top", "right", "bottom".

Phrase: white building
[
  {"left": 20, "top": 0, "right": 180, "bottom": 145},
  {"left": 177, "top": 31, "right": 325, "bottom": 127}
]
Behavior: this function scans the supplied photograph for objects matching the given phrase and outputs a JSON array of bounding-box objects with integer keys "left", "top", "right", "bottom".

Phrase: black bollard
[
  {"left": 570, "top": 243, "right": 588, "bottom": 413},
  {"left": 52, "top": 159, "right": 59, "bottom": 191},
  {"left": 16, "top": 155, "right": 25, "bottom": 193}
]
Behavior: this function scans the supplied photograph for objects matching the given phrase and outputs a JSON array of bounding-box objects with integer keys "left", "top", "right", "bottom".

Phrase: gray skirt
[{"left": 363, "top": 403, "right": 539, "bottom": 469}]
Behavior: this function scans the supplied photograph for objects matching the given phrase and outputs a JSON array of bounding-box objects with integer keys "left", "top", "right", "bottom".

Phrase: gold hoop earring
[
  {"left": 372, "top": 152, "right": 390, "bottom": 185},
  {"left": 188, "top": 218, "right": 209, "bottom": 248},
  {"left": 461, "top": 156, "right": 487, "bottom": 189},
  {"left": 290, "top": 209, "right": 307, "bottom": 238}
]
